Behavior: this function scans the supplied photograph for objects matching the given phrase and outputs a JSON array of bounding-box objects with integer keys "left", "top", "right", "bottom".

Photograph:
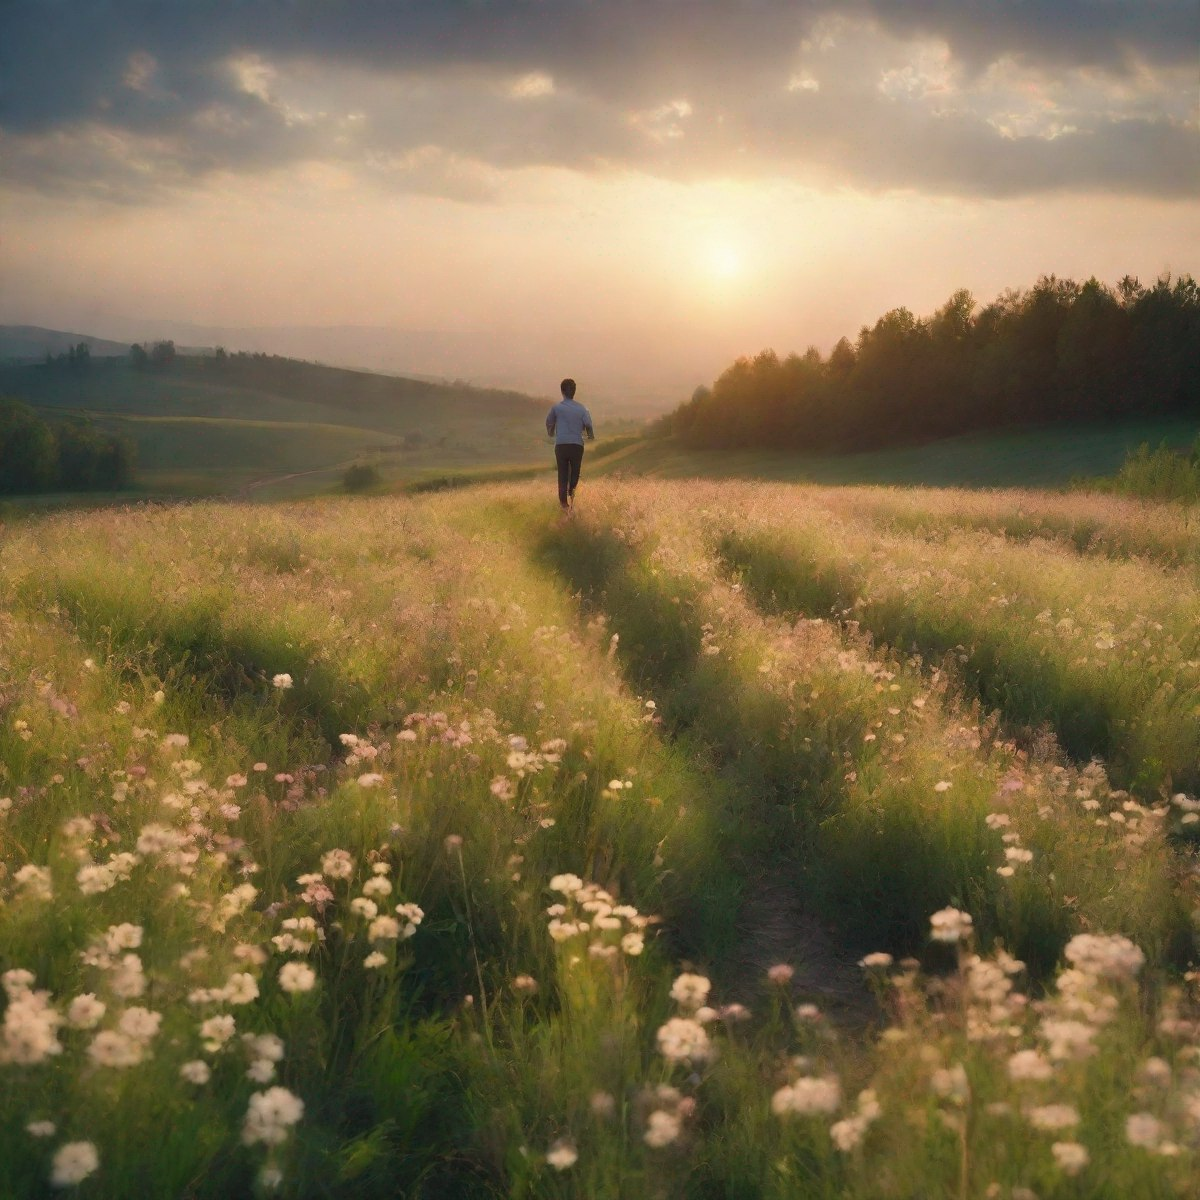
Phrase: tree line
[
  {"left": 42, "top": 340, "right": 180, "bottom": 369},
  {"left": 660, "top": 274, "right": 1199, "bottom": 452},
  {"left": 0, "top": 399, "right": 135, "bottom": 494}
]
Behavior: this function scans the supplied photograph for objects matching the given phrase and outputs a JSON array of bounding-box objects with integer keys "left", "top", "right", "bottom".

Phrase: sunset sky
[{"left": 2, "top": 1, "right": 1197, "bottom": 407}]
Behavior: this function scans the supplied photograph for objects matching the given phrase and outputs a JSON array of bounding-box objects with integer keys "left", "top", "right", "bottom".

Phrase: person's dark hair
[{"left": 560, "top": 378, "right": 576, "bottom": 399}]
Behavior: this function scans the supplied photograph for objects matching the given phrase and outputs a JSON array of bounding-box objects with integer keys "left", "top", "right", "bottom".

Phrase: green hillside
[
  {"left": 0, "top": 354, "right": 553, "bottom": 493},
  {"left": 594, "top": 418, "right": 1200, "bottom": 489},
  {"left": 0, "top": 325, "right": 133, "bottom": 362}
]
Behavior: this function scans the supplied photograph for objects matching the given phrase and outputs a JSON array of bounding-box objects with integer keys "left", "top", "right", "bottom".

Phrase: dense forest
[
  {"left": 662, "top": 274, "right": 1200, "bottom": 451},
  {"left": 0, "top": 398, "right": 135, "bottom": 493}
]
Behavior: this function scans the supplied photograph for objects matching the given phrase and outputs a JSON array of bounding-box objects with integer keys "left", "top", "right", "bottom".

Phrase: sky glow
[{"left": 1, "top": 1, "right": 1196, "bottom": 406}]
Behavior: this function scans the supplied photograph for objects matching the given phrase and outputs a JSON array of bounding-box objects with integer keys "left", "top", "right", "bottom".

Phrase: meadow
[
  {"left": 0, "top": 357, "right": 558, "bottom": 498},
  {"left": 1, "top": 479, "right": 1198, "bottom": 1198}
]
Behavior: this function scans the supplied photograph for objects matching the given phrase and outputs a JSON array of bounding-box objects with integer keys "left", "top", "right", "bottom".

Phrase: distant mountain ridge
[
  {"left": 0, "top": 325, "right": 136, "bottom": 362},
  {"left": 1, "top": 320, "right": 690, "bottom": 415}
]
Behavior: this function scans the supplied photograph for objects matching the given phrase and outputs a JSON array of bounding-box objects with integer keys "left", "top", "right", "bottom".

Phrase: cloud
[{"left": 1, "top": 1, "right": 1195, "bottom": 201}]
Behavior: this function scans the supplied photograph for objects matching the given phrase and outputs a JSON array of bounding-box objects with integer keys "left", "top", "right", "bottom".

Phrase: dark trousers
[{"left": 555, "top": 443, "right": 584, "bottom": 506}]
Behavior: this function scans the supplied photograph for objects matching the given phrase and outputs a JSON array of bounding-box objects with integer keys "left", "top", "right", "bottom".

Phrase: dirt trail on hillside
[{"left": 235, "top": 464, "right": 344, "bottom": 497}]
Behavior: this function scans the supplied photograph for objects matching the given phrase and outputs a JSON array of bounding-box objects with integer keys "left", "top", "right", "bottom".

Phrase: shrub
[{"left": 342, "top": 462, "right": 382, "bottom": 493}]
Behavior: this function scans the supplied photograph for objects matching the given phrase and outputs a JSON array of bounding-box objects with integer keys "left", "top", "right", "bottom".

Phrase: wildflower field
[{"left": 1, "top": 479, "right": 1198, "bottom": 1199}]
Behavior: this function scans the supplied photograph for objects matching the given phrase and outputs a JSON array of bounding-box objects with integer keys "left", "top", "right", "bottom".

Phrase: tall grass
[
  {"left": 0, "top": 481, "right": 1197, "bottom": 1198},
  {"left": 1107, "top": 439, "right": 1200, "bottom": 503}
]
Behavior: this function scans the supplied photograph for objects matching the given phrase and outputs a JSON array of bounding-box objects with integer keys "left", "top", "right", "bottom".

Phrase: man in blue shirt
[{"left": 545, "top": 378, "right": 594, "bottom": 513}]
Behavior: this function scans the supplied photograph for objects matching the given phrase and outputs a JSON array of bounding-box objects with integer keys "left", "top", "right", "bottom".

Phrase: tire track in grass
[
  {"left": 523, "top": 484, "right": 1193, "bottom": 979},
  {"left": 713, "top": 517, "right": 1200, "bottom": 794},
  {"left": 522, "top": 505, "right": 907, "bottom": 1006},
  {"left": 809, "top": 485, "right": 1200, "bottom": 574},
  {"left": 458, "top": 495, "right": 870, "bottom": 1012}
]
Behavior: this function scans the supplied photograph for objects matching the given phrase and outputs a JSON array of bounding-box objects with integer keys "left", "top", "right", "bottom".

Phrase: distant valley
[{"left": 0, "top": 329, "right": 578, "bottom": 498}]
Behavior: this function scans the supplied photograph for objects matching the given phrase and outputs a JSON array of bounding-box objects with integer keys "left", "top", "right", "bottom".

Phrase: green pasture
[
  {"left": 0, "top": 359, "right": 553, "bottom": 494},
  {"left": 596, "top": 418, "right": 1200, "bottom": 489}
]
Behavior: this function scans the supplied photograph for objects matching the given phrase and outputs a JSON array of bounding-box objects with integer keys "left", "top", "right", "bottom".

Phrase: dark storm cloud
[{"left": 1, "top": 0, "right": 1195, "bottom": 200}]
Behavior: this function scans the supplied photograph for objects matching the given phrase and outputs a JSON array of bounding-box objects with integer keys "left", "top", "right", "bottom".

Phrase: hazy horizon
[{"left": 2, "top": 2, "right": 1197, "bottom": 412}]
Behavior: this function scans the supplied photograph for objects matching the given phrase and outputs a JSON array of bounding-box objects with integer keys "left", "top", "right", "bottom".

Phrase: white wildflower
[
  {"left": 66, "top": 994, "right": 105, "bottom": 1030},
  {"left": 545, "top": 1137, "right": 578, "bottom": 1170},
  {"left": 278, "top": 962, "right": 317, "bottom": 993},
  {"left": 1052, "top": 1141, "right": 1089, "bottom": 1175},
  {"left": 50, "top": 1142, "right": 99, "bottom": 1187},
  {"left": 656, "top": 1017, "right": 713, "bottom": 1063},
  {"left": 87, "top": 1030, "right": 144, "bottom": 1068},
  {"left": 772, "top": 1076, "right": 841, "bottom": 1116},
  {"left": 1008, "top": 1050, "right": 1054, "bottom": 1082},
  {"left": 644, "top": 1109, "right": 682, "bottom": 1148},
  {"left": 242, "top": 1087, "right": 304, "bottom": 1146},
  {"left": 180, "top": 1059, "right": 211, "bottom": 1084},
  {"left": 669, "top": 973, "right": 711, "bottom": 1010},
  {"left": 1126, "top": 1112, "right": 1163, "bottom": 1149},
  {"left": 930, "top": 907, "right": 973, "bottom": 943},
  {"left": 1027, "top": 1104, "right": 1080, "bottom": 1132}
]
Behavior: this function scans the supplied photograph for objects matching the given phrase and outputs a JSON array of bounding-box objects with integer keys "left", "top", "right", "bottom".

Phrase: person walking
[{"left": 545, "top": 378, "right": 594, "bottom": 514}]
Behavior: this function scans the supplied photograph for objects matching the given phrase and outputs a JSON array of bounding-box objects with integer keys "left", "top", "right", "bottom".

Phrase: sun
[{"left": 706, "top": 242, "right": 744, "bottom": 282}]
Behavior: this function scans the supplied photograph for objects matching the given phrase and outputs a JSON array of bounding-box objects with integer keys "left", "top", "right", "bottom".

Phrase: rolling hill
[
  {"left": 0, "top": 344, "right": 555, "bottom": 495},
  {"left": 0, "top": 325, "right": 135, "bottom": 362}
]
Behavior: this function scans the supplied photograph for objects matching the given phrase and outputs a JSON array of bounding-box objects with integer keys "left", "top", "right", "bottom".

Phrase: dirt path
[{"left": 234, "top": 463, "right": 348, "bottom": 498}]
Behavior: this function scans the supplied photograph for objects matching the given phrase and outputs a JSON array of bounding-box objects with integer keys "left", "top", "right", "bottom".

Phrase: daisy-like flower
[
  {"left": 278, "top": 963, "right": 317, "bottom": 994},
  {"left": 656, "top": 1017, "right": 713, "bottom": 1063},
  {"left": 545, "top": 1137, "right": 578, "bottom": 1170},
  {"left": 644, "top": 1110, "right": 682, "bottom": 1148},
  {"left": 247, "top": 1058, "right": 276, "bottom": 1084},
  {"left": 223, "top": 973, "right": 260, "bottom": 1005},
  {"left": 395, "top": 902, "right": 424, "bottom": 939},
  {"left": 621, "top": 932, "right": 644, "bottom": 956},
  {"left": 367, "top": 916, "right": 400, "bottom": 942},
  {"left": 669, "top": 973, "right": 711, "bottom": 1010},
  {"left": 117, "top": 1007, "right": 161, "bottom": 1043},
  {"left": 200, "top": 1014, "right": 236, "bottom": 1051},
  {"left": 87, "top": 1030, "right": 143, "bottom": 1068},
  {"left": 1027, "top": 1104, "right": 1080, "bottom": 1132},
  {"left": 1126, "top": 1112, "right": 1163, "bottom": 1149},
  {"left": 930, "top": 907, "right": 974, "bottom": 943},
  {"left": 1052, "top": 1141, "right": 1089, "bottom": 1175},
  {"left": 1007, "top": 1050, "right": 1054, "bottom": 1082},
  {"left": 180, "top": 1060, "right": 211, "bottom": 1085},
  {"left": 66, "top": 995, "right": 105, "bottom": 1030},
  {"left": 242, "top": 1087, "right": 304, "bottom": 1147},
  {"left": 50, "top": 1142, "right": 99, "bottom": 1187},
  {"left": 1063, "top": 934, "right": 1145, "bottom": 982},
  {"left": 320, "top": 849, "right": 354, "bottom": 880},
  {"left": 771, "top": 1076, "right": 841, "bottom": 1116}
]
